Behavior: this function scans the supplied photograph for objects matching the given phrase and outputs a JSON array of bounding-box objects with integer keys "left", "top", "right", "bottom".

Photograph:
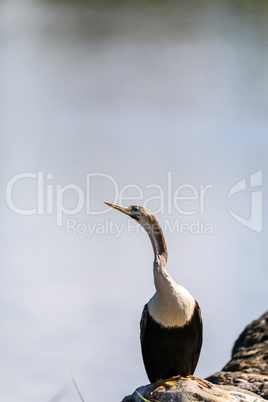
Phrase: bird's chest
[{"left": 147, "top": 289, "right": 196, "bottom": 328}]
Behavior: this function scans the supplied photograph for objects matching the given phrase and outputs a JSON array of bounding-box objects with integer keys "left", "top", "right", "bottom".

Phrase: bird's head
[
  {"left": 104, "top": 202, "right": 167, "bottom": 258},
  {"left": 104, "top": 202, "right": 155, "bottom": 228}
]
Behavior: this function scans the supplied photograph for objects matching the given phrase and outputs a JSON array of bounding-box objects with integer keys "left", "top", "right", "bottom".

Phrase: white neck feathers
[{"left": 148, "top": 262, "right": 196, "bottom": 328}]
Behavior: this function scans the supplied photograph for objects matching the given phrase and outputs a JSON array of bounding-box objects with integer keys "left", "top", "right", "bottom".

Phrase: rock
[
  {"left": 206, "top": 372, "right": 268, "bottom": 400},
  {"left": 206, "top": 311, "right": 268, "bottom": 400},
  {"left": 223, "top": 310, "right": 268, "bottom": 375},
  {"left": 121, "top": 311, "right": 268, "bottom": 401},
  {"left": 122, "top": 377, "right": 265, "bottom": 401}
]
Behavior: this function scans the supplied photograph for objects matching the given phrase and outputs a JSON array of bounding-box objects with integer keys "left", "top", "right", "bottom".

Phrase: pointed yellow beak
[{"left": 104, "top": 202, "right": 131, "bottom": 215}]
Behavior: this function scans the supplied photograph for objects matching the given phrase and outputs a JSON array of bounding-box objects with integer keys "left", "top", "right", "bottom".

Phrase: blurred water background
[{"left": 1, "top": 0, "right": 268, "bottom": 401}]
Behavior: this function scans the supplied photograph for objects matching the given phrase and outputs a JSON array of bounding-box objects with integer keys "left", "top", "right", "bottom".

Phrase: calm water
[{"left": 1, "top": 0, "right": 268, "bottom": 401}]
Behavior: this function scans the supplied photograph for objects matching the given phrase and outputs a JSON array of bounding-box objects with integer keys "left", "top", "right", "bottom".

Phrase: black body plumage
[{"left": 140, "top": 302, "right": 202, "bottom": 383}]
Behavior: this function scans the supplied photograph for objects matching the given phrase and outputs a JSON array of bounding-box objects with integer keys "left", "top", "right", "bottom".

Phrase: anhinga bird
[{"left": 104, "top": 202, "right": 203, "bottom": 384}]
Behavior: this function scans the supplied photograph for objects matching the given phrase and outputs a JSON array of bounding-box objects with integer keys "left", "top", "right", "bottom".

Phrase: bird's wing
[
  {"left": 191, "top": 302, "right": 203, "bottom": 374},
  {"left": 140, "top": 304, "right": 148, "bottom": 336}
]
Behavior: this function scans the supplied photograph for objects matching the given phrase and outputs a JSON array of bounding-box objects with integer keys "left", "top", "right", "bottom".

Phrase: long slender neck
[
  {"left": 143, "top": 216, "right": 168, "bottom": 273},
  {"left": 144, "top": 214, "right": 197, "bottom": 328}
]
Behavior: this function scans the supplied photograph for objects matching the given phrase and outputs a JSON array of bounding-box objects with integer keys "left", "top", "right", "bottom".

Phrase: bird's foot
[
  {"left": 151, "top": 375, "right": 181, "bottom": 393},
  {"left": 151, "top": 375, "right": 211, "bottom": 394},
  {"left": 185, "top": 375, "right": 212, "bottom": 389}
]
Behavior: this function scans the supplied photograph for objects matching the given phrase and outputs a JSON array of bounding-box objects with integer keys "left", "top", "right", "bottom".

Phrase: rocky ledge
[
  {"left": 122, "top": 311, "right": 268, "bottom": 402},
  {"left": 206, "top": 311, "right": 268, "bottom": 400}
]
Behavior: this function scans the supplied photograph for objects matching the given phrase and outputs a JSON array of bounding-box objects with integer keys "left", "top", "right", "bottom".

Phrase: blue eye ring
[{"left": 131, "top": 206, "right": 139, "bottom": 213}]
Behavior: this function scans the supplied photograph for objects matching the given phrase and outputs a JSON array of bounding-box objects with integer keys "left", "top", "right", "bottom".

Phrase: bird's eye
[{"left": 131, "top": 206, "right": 139, "bottom": 213}]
